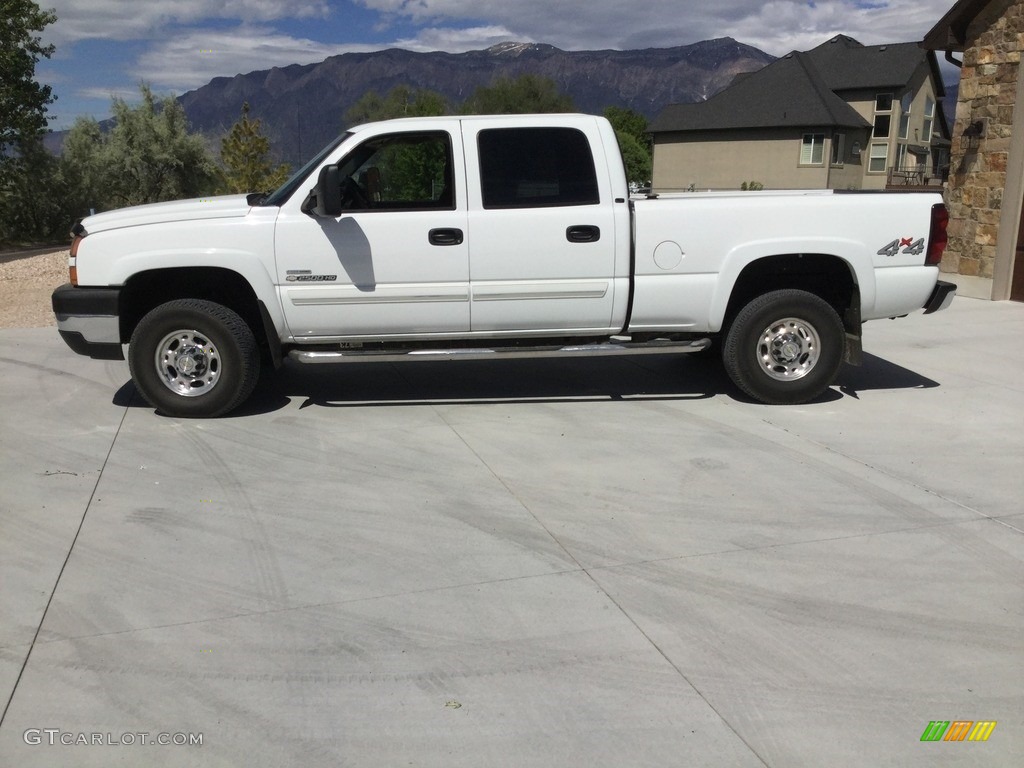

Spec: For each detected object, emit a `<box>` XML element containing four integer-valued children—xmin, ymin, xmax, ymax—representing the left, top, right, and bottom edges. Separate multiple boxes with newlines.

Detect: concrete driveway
<box><xmin>1</xmin><ymin>297</ymin><xmax>1021</xmax><ymax>767</ymax></box>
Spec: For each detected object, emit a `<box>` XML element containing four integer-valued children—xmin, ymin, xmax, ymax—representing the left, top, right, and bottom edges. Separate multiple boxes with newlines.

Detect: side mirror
<box><xmin>301</xmin><ymin>165</ymin><xmax>343</xmax><ymax>217</ymax></box>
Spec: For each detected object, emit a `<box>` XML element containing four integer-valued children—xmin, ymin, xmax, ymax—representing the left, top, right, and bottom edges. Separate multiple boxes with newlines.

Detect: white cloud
<box><xmin>45</xmin><ymin>0</ymin><xmax>329</xmax><ymax>43</ymax></box>
<box><xmin>135</xmin><ymin>27</ymin><xmax>374</xmax><ymax>91</ymax></box>
<box><xmin>77</xmin><ymin>86</ymin><xmax>145</xmax><ymax>101</ymax></box>
<box><xmin>356</xmin><ymin>0</ymin><xmax>957</xmax><ymax>55</ymax></box>
<box><xmin>390</xmin><ymin>25</ymin><xmax>522</xmax><ymax>52</ymax></box>
<box><xmin>719</xmin><ymin>0</ymin><xmax>957</xmax><ymax>55</ymax></box>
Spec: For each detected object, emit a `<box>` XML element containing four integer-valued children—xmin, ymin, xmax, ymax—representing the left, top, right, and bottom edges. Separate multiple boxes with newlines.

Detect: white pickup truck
<box><xmin>52</xmin><ymin>113</ymin><xmax>955</xmax><ymax>417</ymax></box>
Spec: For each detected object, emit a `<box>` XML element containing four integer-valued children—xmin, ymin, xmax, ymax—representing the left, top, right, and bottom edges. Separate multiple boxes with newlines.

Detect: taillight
<box><xmin>925</xmin><ymin>204</ymin><xmax>948</xmax><ymax>266</ymax></box>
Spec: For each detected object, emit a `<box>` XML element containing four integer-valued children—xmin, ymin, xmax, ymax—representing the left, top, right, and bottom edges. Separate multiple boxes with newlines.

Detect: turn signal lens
<box><xmin>69</xmin><ymin>226</ymin><xmax>86</xmax><ymax>286</ymax></box>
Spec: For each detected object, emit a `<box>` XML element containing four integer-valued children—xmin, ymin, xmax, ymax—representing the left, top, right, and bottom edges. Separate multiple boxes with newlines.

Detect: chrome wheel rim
<box><xmin>756</xmin><ymin>317</ymin><xmax>820</xmax><ymax>381</ymax></box>
<box><xmin>154</xmin><ymin>330</ymin><xmax>222</xmax><ymax>397</ymax></box>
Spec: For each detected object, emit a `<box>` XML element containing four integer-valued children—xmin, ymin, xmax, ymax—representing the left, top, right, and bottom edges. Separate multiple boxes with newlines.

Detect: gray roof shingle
<box><xmin>805</xmin><ymin>36</ymin><xmax>928</xmax><ymax>91</ymax></box>
<box><xmin>650</xmin><ymin>48</ymin><xmax>870</xmax><ymax>133</ymax></box>
<box><xmin>651</xmin><ymin>35</ymin><xmax>940</xmax><ymax>135</ymax></box>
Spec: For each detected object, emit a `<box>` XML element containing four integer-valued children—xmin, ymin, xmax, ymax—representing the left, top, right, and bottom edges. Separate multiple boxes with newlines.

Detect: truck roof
<box><xmin>346</xmin><ymin>113</ymin><xmax>604</xmax><ymax>134</ymax></box>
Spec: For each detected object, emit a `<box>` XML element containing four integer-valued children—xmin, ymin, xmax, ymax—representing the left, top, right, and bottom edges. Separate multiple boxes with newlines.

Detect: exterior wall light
<box><xmin>961</xmin><ymin>120</ymin><xmax>985</xmax><ymax>151</ymax></box>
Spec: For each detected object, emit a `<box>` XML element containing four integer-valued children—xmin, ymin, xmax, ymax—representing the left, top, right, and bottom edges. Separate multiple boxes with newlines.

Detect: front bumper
<box><xmin>51</xmin><ymin>283</ymin><xmax>124</xmax><ymax>360</ymax></box>
<box><xmin>923</xmin><ymin>280</ymin><xmax>956</xmax><ymax>314</ymax></box>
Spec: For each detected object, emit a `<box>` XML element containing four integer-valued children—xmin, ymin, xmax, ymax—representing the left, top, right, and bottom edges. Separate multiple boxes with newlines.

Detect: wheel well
<box><xmin>724</xmin><ymin>254</ymin><xmax>859</xmax><ymax>335</ymax></box>
<box><xmin>118</xmin><ymin>268</ymin><xmax>268</xmax><ymax>354</ymax></box>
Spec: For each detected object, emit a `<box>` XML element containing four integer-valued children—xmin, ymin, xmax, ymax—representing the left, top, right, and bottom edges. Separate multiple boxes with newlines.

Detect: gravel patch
<box><xmin>0</xmin><ymin>250</ymin><xmax>69</xmax><ymax>329</ymax></box>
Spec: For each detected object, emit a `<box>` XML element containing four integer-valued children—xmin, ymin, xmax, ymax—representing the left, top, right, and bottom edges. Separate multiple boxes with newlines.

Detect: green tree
<box><xmin>345</xmin><ymin>86</ymin><xmax>449</xmax><ymax>125</ymax></box>
<box><xmin>60</xmin><ymin>84</ymin><xmax>219</xmax><ymax>213</ymax></box>
<box><xmin>604</xmin><ymin>106</ymin><xmax>650</xmax><ymax>151</ymax></box>
<box><xmin>0</xmin><ymin>0</ymin><xmax>58</xmax><ymax>243</ymax></box>
<box><xmin>57</xmin><ymin>115</ymin><xmax>104</xmax><ymax>219</ymax></box>
<box><xmin>460</xmin><ymin>75</ymin><xmax>575</xmax><ymax>115</ymax></box>
<box><xmin>616</xmin><ymin>131</ymin><xmax>652</xmax><ymax>189</ymax></box>
<box><xmin>0</xmin><ymin>139</ymin><xmax>66</xmax><ymax>242</ymax></box>
<box><xmin>219</xmin><ymin>102</ymin><xmax>290</xmax><ymax>194</ymax></box>
<box><xmin>603</xmin><ymin>106</ymin><xmax>652</xmax><ymax>188</ymax></box>
<box><xmin>103</xmin><ymin>85</ymin><xmax>218</xmax><ymax>207</ymax></box>
<box><xmin>0</xmin><ymin>0</ymin><xmax>56</xmax><ymax>167</ymax></box>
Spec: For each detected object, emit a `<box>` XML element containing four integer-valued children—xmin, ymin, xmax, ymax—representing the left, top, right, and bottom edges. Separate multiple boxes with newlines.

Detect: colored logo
<box><xmin>920</xmin><ymin>721</ymin><xmax>997</xmax><ymax>742</ymax></box>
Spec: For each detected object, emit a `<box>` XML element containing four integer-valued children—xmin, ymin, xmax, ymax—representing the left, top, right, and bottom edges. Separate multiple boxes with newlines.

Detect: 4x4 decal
<box><xmin>878</xmin><ymin>237</ymin><xmax>925</xmax><ymax>257</ymax></box>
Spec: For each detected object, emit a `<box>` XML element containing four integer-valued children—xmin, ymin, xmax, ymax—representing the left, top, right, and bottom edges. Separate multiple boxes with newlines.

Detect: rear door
<box><xmin>461</xmin><ymin>119</ymin><xmax>620</xmax><ymax>333</ymax></box>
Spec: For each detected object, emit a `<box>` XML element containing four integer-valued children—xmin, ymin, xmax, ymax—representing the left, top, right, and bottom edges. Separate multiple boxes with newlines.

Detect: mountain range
<box><xmin>176</xmin><ymin>38</ymin><xmax>775</xmax><ymax>167</ymax></box>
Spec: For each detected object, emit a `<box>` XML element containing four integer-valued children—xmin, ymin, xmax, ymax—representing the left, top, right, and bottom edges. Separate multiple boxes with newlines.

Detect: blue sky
<box><xmin>37</xmin><ymin>0</ymin><xmax>961</xmax><ymax>129</ymax></box>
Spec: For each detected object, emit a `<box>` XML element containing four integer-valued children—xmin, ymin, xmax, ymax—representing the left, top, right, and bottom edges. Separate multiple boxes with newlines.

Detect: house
<box><xmin>649</xmin><ymin>36</ymin><xmax>951</xmax><ymax>193</ymax></box>
<box><xmin>922</xmin><ymin>0</ymin><xmax>1024</xmax><ymax>301</ymax></box>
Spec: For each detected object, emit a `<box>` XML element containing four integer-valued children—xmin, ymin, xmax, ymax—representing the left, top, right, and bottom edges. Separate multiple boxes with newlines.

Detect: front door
<box><xmin>274</xmin><ymin>124</ymin><xmax>470</xmax><ymax>339</ymax></box>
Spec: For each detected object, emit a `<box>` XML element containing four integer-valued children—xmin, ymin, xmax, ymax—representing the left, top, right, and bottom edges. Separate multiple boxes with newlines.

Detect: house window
<box><xmin>922</xmin><ymin>97</ymin><xmax>935</xmax><ymax>143</ymax></box>
<box><xmin>831</xmin><ymin>133</ymin><xmax>846</xmax><ymax>166</ymax></box>
<box><xmin>873</xmin><ymin>93</ymin><xmax>893</xmax><ymax>139</ymax></box>
<box><xmin>874</xmin><ymin>115</ymin><xmax>891</xmax><ymax>138</ymax></box>
<box><xmin>800</xmin><ymin>133</ymin><xmax>825</xmax><ymax>165</ymax></box>
<box><xmin>895</xmin><ymin>143</ymin><xmax>909</xmax><ymax>171</ymax></box>
<box><xmin>898</xmin><ymin>93</ymin><xmax>912</xmax><ymax>140</ymax></box>
<box><xmin>869</xmin><ymin>143</ymin><xmax>889</xmax><ymax>173</ymax></box>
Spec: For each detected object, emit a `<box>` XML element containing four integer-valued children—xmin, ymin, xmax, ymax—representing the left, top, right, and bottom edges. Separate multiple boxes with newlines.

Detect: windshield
<box><xmin>261</xmin><ymin>132</ymin><xmax>352</xmax><ymax>207</ymax></box>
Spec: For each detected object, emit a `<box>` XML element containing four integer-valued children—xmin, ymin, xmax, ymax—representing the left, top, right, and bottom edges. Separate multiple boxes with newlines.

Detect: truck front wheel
<box><xmin>128</xmin><ymin>299</ymin><xmax>260</xmax><ymax>418</ymax></box>
<box><xmin>723</xmin><ymin>289</ymin><xmax>844</xmax><ymax>405</ymax></box>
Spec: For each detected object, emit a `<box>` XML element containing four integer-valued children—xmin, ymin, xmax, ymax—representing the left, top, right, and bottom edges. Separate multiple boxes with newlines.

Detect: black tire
<box><xmin>722</xmin><ymin>289</ymin><xmax>845</xmax><ymax>405</ymax></box>
<box><xmin>128</xmin><ymin>299</ymin><xmax>260</xmax><ymax>418</ymax></box>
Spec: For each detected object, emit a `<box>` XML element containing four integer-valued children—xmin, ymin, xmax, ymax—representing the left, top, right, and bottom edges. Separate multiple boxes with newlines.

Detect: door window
<box><xmin>338</xmin><ymin>132</ymin><xmax>454</xmax><ymax>211</ymax></box>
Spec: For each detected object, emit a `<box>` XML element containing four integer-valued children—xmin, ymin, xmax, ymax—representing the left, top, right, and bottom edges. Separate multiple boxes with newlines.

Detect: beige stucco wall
<box><xmin>652</xmin><ymin>129</ymin><xmax>834</xmax><ymax>191</ymax></box>
<box><xmin>943</xmin><ymin>0</ymin><xmax>1023</xmax><ymax>299</ymax></box>
<box><xmin>829</xmin><ymin>129</ymin><xmax>871</xmax><ymax>189</ymax></box>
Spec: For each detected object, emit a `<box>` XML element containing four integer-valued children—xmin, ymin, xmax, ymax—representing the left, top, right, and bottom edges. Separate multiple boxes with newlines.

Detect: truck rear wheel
<box><xmin>723</xmin><ymin>289</ymin><xmax>844</xmax><ymax>405</ymax></box>
<box><xmin>128</xmin><ymin>299</ymin><xmax>259</xmax><ymax>418</ymax></box>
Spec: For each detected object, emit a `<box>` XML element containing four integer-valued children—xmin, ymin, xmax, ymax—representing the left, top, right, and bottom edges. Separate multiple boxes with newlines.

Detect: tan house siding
<box><xmin>652</xmin><ymin>129</ymin><xmax>834</xmax><ymax>191</ymax></box>
<box><xmin>942</xmin><ymin>0</ymin><xmax>1024</xmax><ymax>298</ymax></box>
<box><xmin>828</xmin><ymin>137</ymin><xmax>868</xmax><ymax>189</ymax></box>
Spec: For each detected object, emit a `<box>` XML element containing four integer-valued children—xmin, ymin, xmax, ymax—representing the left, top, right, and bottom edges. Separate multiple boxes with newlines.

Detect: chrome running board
<box><xmin>288</xmin><ymin>338</ymin><xmax>711</xmax><ymax>365</ymax></box>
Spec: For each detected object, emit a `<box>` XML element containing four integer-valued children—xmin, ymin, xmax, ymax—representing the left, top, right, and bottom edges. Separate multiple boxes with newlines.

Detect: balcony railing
<box><xmin>886</xmin><ymin>166</ymin><xmax>948</xmax><ymax>189</ymax></box>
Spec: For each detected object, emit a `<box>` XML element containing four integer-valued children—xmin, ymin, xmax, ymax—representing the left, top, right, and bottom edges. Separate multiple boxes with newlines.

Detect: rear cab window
<box><xmin>477</xmin><ymin>128</ymin><xmax>600</xmax><ymax>209</ymax></box>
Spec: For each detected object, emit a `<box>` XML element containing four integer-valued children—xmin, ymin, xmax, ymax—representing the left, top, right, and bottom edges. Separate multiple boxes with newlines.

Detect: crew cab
<box><xmin>52</xmin><ymin>113</ymin><xmax>955</xmax><ymax>417</ymax></box>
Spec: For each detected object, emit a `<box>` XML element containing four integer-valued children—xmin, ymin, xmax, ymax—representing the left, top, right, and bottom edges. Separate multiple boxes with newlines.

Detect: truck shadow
<box><xmin>834</xmin><ymin>352</ymin><xmax>941</xmax><ymax>399</ymax></box>
<box><xmin>112</xmin><ymin>350</ymin><xmax>941</xmax><ymax>416</ymax></box>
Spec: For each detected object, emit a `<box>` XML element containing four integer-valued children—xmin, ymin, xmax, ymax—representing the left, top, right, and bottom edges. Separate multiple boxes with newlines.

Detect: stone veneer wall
<box><xmin>943</xmin><ymin>0</ymin><xmax>1023</xmax><ymax>283</ymax></box>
